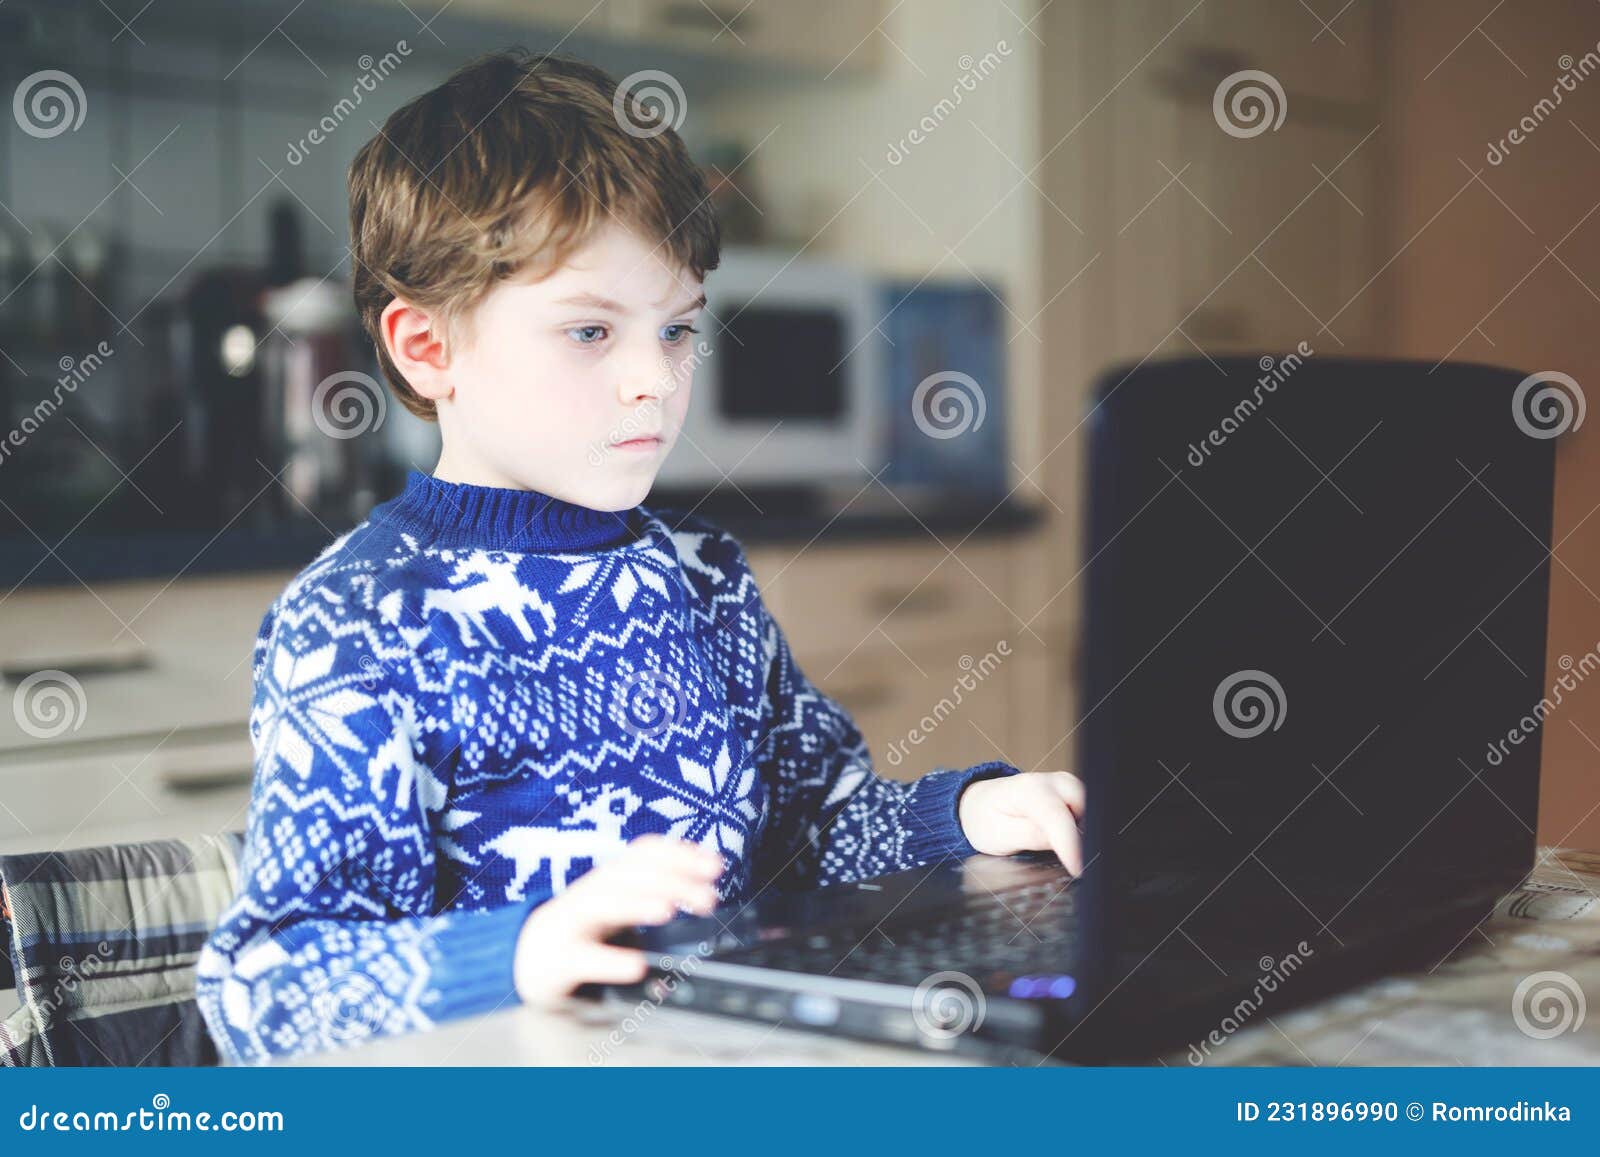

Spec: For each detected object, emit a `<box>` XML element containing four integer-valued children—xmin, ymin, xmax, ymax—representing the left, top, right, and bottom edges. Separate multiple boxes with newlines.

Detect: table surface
<box><xmin>293</xmin><ymin>846</ymin><xmax>1600</xmax><ymax>1067</ymax></box>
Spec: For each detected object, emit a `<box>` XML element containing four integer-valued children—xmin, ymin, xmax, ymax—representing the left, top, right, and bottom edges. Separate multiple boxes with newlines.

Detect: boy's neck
<box><xmin>376</xmin><ymin>468</ymin><xmax>641</xmax><ymax>553</ymax></box>
<box><xmin>431</xmin><ymin>447</ymin><xmax>527</xmax><ymax>491</ymax></box>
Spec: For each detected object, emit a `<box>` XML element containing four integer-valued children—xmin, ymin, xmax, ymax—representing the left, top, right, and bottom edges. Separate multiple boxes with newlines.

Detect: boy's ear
<box><xmin>380</xmin><ymin>297</ymin><xmax>453</xmax><ymax>402</ymax></box>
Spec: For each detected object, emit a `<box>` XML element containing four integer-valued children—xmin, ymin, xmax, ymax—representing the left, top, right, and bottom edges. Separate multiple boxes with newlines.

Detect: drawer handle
<box><xmin>156</xmin><ymin>741</ymin><xmax>255</xmax><ymax>793</ymax></box>
<box><xmin>657</xmin><ymin>2</ymin><xmax>752</xmax><ymax>32</ymax></box>
<box><xmin>0</xmin><ymin>644</ymin><xmax>151</xmax><ymax>683</ymax></box>
<box><xmin>868</xmin><ymin>586</ymin><xmax>953</xmax><ymax>616</ymax></box>
<box><xmin>159</xmin><ymin>765</ymin><xmax>253</xmax><ymax>793</ymax></box>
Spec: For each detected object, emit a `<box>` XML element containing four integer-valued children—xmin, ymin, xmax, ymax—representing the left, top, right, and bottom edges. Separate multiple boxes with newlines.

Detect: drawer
<box><xmin>609</xmin><ymin>0</ymin><xmax>886</xmax><ymax>71</ymax></box>
<box><xmin>0</xmin><ymin>732</ymin><xmax>255</xmax><ymax>855</ymax></box>
<box><xmin>1005</xmin><ymin>630</ymin><xmax>1079</xmax><ymax>774</ymax></box>
<box><xmin>0</xmin><ymin>571</ymin><xmax>289</xmax><ymax>755</ymax></box>
<box><xmin>801</xmin><ymin>635</ymin><xmax>1020</xmax><ymax>783</ymax></box>
<box><xmin>747</xmin><ymin>539</ymin><xmax>1021</xmax><ymax>658</ymax></box>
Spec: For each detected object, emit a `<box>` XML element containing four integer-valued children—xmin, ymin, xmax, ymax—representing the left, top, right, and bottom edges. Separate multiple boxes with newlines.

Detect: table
<box><xmin>295</xmin><ymin>846</ymin><xmax>1600</xmax><ymax>1067</ymax></box>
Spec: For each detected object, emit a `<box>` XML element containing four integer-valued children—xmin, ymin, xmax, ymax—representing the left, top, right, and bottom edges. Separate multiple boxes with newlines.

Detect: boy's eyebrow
<box><xmin>553</xmin><ymin>291</ymin><xmax>707</xmax><ymax>314</ymax></box>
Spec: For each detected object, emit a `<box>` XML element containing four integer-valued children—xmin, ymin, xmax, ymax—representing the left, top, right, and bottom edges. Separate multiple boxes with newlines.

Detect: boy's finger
<box><xmin>602</xmin><ymin>856</ymin><xmax>722</xmax><ymax>907</ymax></box>
<box><xmin>623</xmin><ymin>836</ymin><xmax>724</xmax><ymax>877</ymax></box>
<box><xmin>623</xmin><ymin>866</ymin><xmax>720</xmax><ymax>916</ymax></box>
<box><xmin>1035</xmin><ymin>800</ymin><xmax>1083</xmax><ymax>877</ymax></box>
<box><xmin>573</xmin><ymin>943</ymin><xmax>650</xmax><ymax>986</ymax></box>
<box><xmin>586</xmin><ymin>870</ymin><xmax>720</xmax><ymax>932</ymax></box>
<box><xmin>565</xmin><ymin>882</ymin><xmax>681</xmax><ymax>934</ymax></box>
<box><xmin>1046</xmin><ymin>771</ymin><xmax>1087</xmax><ymax>816</ymax></box>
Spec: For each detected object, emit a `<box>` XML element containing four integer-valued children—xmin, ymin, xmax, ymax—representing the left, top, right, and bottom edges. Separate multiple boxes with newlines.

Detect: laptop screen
<box><xmin>1076</xmin><ymin>356</ymin><xmax>1554</xmax><ymax>1009</ymax></box>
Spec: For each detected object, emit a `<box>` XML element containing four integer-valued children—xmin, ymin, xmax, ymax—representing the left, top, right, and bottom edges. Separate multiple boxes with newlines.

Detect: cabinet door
<box><xmin>0</xmin><ymin>573</ymin><xmax>285</xmax><ymax>755</ymax></box>
<box><xmin>1004</xmin><ymin>628</ymin><xmax>1078</xmax><ymax>774</ymax></box>
<box><xmin>1183</xmin><ymin>0</ymin><xmax>1380</xmax><ymax>106</ymax></box>
<box><xmin>1102</xmin><ymin>0</ymin><xmax>1388</xmax><ymax>360</ymax></box>
<box><xmin>1175</xmin><ymin>104</ymin><xmax>1385</xmax><ymax>356</ymax></box>
<box><xmin>0</xmin><ymin>733</ymin><xmax>254</xmax><ymax>855</ymax></box>
<box><xmin>808</xmin><ymin>637</ymin><xmax>1020</xmax><ymax>783</ymax></box>
<box><xmin>352</xmin><ymin>0</ymin><xmax>616</xmax><ymax>30</ymax></box>
<box><xmin>748</xmin><ymin>538</ymin><xmax>1021</xmax><ymax>658</ymax></box>
<box><xmin>610</xmin><ymin>0</ymin><xmax>885</xmax><ymax>71</ymax></box>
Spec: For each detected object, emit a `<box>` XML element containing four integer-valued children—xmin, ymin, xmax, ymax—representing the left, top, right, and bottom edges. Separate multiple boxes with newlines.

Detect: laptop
<box><xmin>613</xmin><ymin>357</ymin><xmax>1557</xmax><ymax>1064</ymax></box>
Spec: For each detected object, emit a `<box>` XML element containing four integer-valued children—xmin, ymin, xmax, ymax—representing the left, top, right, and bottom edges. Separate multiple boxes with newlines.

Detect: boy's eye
<box><xmin>662</xmin><ymin>323</ymin><xmax>699</xmax><ymax>345</ymax></box>
<box><xmin>568</xmin><ymin>324</ymin><xmax>608</xmax><ymax>345</ymax></box>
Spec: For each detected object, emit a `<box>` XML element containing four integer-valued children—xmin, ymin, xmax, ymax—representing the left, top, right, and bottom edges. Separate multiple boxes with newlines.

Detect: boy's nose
<box><xmin>620</xmin><ymin>354</ymin><xmax>678</xmax><ymax>404</ymax></box>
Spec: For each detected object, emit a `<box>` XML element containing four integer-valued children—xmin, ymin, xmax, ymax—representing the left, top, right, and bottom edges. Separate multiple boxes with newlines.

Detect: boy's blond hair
<box><xmin>348</xmin><ymin>49</ymin><xmax>721</xmax><ymax>421</ymax></box>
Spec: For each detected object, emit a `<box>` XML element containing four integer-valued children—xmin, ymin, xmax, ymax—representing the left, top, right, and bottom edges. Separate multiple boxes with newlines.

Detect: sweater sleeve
<box><xmin>744</xmin><ymin>583</ymin><xmax>1021</xmax><ymax>891</ymax></box>
<box><xmin>195</xmin><ymin>577</ymin><xmax>545</xmax><ymax>1065</ymax></box>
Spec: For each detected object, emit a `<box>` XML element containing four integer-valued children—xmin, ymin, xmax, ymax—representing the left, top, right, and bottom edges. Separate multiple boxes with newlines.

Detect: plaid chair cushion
<box><xmin>0</xmin><ymin>832</ymin><xmax>244</xmax><ymax>1067</ymax></box>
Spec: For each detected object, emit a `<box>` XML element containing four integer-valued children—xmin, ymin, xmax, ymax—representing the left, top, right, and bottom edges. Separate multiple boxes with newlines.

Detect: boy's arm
<box><xmin>195</xmin><ymin>588</ymin><xmax>546</xmax><ymax>1065</ymax></box>
<box><xmin>745</xmin><ymin>592</ymin><xmax>1020</xmax><ymax>891</ymax></box>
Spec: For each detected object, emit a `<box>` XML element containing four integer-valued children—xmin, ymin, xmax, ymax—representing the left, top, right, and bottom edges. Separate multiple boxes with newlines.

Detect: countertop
<box><xmin>291</xmin><ymin>846</ymin><xmax>1600</xmax><ymax>1067</ymax></box>
<box><xmin>3</xmin><ymin>487</ymin><xmax>1046</xmax><ymax>588</ymax></box>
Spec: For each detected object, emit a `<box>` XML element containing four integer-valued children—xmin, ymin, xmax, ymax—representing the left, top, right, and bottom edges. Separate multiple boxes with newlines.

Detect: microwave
<box><xmin>653</xmin><ymin>246</ymin><xmax>885</xmax><ymax>489</ymax></box>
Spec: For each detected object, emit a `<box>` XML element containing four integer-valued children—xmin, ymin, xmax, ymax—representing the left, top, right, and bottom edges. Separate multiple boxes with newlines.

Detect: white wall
<box><xmin>700</xmin><ymin>0</ymin><xmax>1047</xmax><ymax>482</ymax></box>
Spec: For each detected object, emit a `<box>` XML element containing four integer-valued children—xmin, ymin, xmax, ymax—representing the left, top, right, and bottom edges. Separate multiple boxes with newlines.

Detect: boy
<box><xmin>196</xmin><ymin>50</ymin><xmax>1085</xmax><ymax>1065</ymax></box>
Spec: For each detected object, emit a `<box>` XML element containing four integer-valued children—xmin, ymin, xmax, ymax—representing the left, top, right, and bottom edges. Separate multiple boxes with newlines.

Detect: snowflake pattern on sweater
<box><xmin>195</xmin><ymin>470</ymin><xmax>1018</xmax><ymax>1064</ymax></box>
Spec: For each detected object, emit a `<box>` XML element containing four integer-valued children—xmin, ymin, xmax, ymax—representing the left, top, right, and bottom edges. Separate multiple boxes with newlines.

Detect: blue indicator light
<box><xmin>1009</xmin><ymin>974</ymin><xmax>1076</xmax><ymax>1000</ymax></box>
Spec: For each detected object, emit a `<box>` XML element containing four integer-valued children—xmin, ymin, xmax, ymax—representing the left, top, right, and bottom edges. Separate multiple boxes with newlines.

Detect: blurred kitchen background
<box><xmin>2</xmin><ymin>0</ymin><xmax>1599</xmax><ymax>860</ymax></box>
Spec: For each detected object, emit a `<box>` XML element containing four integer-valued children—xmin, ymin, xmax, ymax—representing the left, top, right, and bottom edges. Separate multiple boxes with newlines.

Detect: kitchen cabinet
<box><xmin>608</xmin><ymin>0</ymin><xmax>885</xmax><ymax>72</ymax></box>
<box><xmin>747</xmin><ymin>533</ymin><xmax>1068</xmax><ymax>782</ymax></box>
<box><xmin>0</xmin><ymin>729</ymin><xmax>254</xmax><ymax>855</ymax></box>
<box><xmin>0</xmin><ymin>571</ymin><xmax>282</xmax><ymax>755</ymax></box>
<box><xmin>0</xmin><ymin>526</ymin><xmax>1056</xmax><ymax>852</ymax></box>
<box><xmin>347</xmin><ymin>0</ymin><xmax>885</xmax><ymax>73</ymax></box>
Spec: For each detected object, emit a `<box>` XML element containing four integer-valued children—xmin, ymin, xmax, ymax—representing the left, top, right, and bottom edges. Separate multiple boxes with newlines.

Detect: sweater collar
<box><xmin>373</xmin><ymin>469</ymin><xmax>643</xmax><ymax>552</ymax></box>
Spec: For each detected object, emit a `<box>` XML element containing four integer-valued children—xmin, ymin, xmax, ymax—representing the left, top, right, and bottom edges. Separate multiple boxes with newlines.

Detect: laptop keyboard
<box><xmin>716</xmin><ymin>875</ymin><xmax>1080</xmax><ymax>988</ymax></box>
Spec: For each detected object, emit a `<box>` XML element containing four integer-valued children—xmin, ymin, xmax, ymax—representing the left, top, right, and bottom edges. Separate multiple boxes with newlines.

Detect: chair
<box><xmin>0</xmin><ymin>831</ymin><xmax>244</xmax><ymax>1067</ymax></box>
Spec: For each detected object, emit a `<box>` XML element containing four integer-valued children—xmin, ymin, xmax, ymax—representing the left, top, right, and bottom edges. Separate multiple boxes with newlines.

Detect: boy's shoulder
<box><xmin>247</xmin><ymin>518</ymin><xmax>411</xmax><ymax>689</ymax></box>
<box><xmin>259</xmin><ymin>507</ymin><xmax>767</xmax><ymax>651</ymax></box>
<box><xmin>257</xmin><ymin>517</ymin><xmax>416</xmax><ymax>645</ymax></box>
<box><xmin>643</xmin><ymin>507</ymin><xmax>764</xmax><ymax>604</ymax></box>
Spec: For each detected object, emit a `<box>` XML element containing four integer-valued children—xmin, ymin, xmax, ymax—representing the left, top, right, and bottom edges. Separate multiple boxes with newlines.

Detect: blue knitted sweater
<box><xmin>195</xmin><ymin>469</ymin><xmax>1018</xmax><ymax>1064</ymax></box>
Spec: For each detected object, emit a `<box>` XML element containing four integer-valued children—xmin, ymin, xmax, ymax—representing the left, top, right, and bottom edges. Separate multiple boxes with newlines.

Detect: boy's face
<box><xmin>432</xmin><ymin>221</ymin><xmax>706</xmax><ymax>511</ymax></box>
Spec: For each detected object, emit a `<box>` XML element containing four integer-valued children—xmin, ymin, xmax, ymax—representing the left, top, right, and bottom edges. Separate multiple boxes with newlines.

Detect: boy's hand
<box><xmin>958</xmin><ymin>771</ymin><xmax>1086</xmax><ymax>876</ymax></box>
<box><xmin>513</xmin><ymin>834</ymin><xmax>724</xmax><ymax>1008</ymax></box>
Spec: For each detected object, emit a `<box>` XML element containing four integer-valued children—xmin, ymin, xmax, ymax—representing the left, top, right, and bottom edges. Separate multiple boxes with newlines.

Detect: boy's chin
<box><xmin>576</xmin><ymin>470</ymin><xmax>658</xmax><ymax>512</ymax></box>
